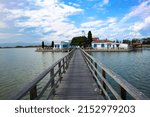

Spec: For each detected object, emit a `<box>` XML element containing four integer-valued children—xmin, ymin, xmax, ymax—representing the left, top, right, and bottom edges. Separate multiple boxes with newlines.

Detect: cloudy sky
<box><xmin>0</xmin><ymin>0</ymin><xmax>150</xmax><ymax>44</ymax></box>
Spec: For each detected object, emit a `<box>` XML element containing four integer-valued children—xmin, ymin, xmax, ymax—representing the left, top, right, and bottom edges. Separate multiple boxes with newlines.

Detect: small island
<box><xmin>36</xmin><ymin>31</ymin><xmax>150</xmax><ymax>52</ymax></box>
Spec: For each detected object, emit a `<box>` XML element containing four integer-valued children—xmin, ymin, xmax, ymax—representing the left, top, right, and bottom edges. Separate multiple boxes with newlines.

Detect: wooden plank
<box><xmin>53</xmin><ymin>49</ymin><xmax>104</xmax><ymax>100</ymax></box>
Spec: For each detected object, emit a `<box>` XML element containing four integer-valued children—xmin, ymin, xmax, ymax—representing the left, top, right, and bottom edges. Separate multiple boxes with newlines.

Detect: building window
<box><xmin>94</xmin><ymin>44</ymin><xmax>97</xmax><ymax>48</ymax></box>
<box><xmin>101</xmin><ymin>44</ymin><xmax>104</xmax><ymax>48</ymax></box>
<box><xmin>63</xmin><ymin>44</ymin><xmax>67</xmax><ymax>48</ymax></box>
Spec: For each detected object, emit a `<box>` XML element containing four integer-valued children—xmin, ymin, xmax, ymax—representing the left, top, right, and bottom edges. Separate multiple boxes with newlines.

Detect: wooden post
<box><xmin>50</xmin><ymin>68</ymin><xmax>55</xmax><ymax>95</ymax></box>
<box><xmin>94</xmin><ymin>62</ymin><xmax>97</xmax><ymax>77</ymax></box>
<box><xmin>63</xmin><ymin>58</ymin><xmax>65</xmax><ymax>73</ymax></box>
<box><xmin>120</xmin><ymin>86</ymin><xmax>126</xmax><ymax>100</ymax></box>
<box><xmin>66</xmin><ymin>56</ymin><xmax>69</xmax><ymax>69</ymax></box>
<box><xmin>65</xmin><ymin>57</ymin><xmax>67</xmax><ymax>69</ymax></box>
<box><xmin>58</xmin><ymin>61</ymin><xmax>63</xmax><ymax>83</ymax></box>
<box><xmin>59</xmin><ymin>62</ymin><xmax>61</xmax><ymax>77</ymax></box>
<box><xmin>91</xmin><ymin>59</ymin><xmax>93</xmax><ymax>70</ymax></box>
<box><xmin>94</xmin><ymin>62</ymin><xmax>101</xmax><ymax>90</ymax></box>
<box><xmin>102</xmin><ymin>69</ymin><xmax>106</xmax><ymax>95</ymax></box>
<box><xmin>30</xmin><ymin>85</ymin><xmax>37</xmax><ymax>100</ymax></box>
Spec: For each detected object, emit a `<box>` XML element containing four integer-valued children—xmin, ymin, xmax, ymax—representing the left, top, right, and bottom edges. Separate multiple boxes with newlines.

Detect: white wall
<box><xmin>119</xmin><ymin>44</ymin><xmax>128</xmax><ymax>49</ymax></box>
<box><xmin>92</xmin><ymin>42</ymin><xmax>128</xmax><ymax>49</ymax></box>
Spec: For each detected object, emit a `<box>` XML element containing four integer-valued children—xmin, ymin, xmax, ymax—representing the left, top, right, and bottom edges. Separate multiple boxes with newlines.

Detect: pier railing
<box><xmin>81</xmin><ymin>49</ymin><xmax>149</xmax><ymax>100</ymax></box>
<box><xmin>12</xmin><ymin>49</ymin><xmax>75</xmax><ymax>100</ymax></box>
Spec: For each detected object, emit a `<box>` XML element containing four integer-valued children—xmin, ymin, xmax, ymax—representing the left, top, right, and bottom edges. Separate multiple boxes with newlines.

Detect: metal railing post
<box><xmin>30</xmin><ymin>85</ymin><xmax>37</xmax><ymax>100</ymax></box>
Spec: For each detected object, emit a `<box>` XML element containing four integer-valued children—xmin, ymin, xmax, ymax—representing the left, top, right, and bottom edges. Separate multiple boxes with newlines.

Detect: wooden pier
<box><xmin>12</xmin><ymin>48</ymin><xmax>149</xmax><ymax>100</ymax></box>
<box><xmin>54</xmin><ymin>49</ymin><xmax>104</xmax><ymax>100</ymax></box>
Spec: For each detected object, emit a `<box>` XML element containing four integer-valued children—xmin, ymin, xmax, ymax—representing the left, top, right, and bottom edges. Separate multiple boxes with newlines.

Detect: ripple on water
<box><xmin>90</xmin><ymin>49</ymin><xmax>150</xmax><ymax>98</ymax></box>
<box><xmin>0</xmin><ymin>48</ymin><xmax>67</xmax><ymax>99</ymax></box>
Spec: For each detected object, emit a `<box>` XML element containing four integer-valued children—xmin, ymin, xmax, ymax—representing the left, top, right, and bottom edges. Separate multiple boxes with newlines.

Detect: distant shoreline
<box><xmin>142</xmin><ymin>45</ymin><xmax>150</xmax><ymax>48</ymax></box>
<box><xmin>0</xmin><ymin>46</ymin><xmax>40</xmax><ymax>49</ymax></box>
<box><xmin>0</xmin><ymin>44</ymin><xmax>150</xmax><ymax>49</ymax></box>
<box><xmin>84</xmin><ymin>48</ymin><xmax>132</xmax><ymax>52</ymax></box>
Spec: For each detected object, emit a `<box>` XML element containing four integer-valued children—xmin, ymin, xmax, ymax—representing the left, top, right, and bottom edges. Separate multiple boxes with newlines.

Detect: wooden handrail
<box><xmin>81</xmin><ymin>49</ymin><xmax>149</xmax><ymax>100</ymax></box>
<box><xmin>12</xmin><ymin>49</ymin><xmax>75</xmax><ymax>100</ymax></box>
<box><xmin>12</xmin><ymin>48</ymin><xmax>149</xmax><ymax>100</ymax></box>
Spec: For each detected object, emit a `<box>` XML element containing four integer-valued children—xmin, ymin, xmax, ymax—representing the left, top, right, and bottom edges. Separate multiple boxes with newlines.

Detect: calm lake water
<box><xmin>0</xmin><ymin>48</ymin><xmax>150</xmax><ymax>99</ymax></box>
<box><xmin>89</xmin><ymin>48</ymin><xmax>150</xmax><ymax>98</ymax></box>
<box><xmin>0</xmin><ymin>48</ymin><xmax>67</xmax><ymax>99</ymax></box>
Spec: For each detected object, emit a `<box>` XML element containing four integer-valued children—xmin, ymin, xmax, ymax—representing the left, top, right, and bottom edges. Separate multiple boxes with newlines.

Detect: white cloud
<box><xmin>100</xmin><ymin>0</ymin><xmax>109</xmax><ymax>7</ymax></box>
<box><xmin>0</xmin><ymin>33</ymin><xmax>22</xmax><ymax>38</ymax></box>
<box><xmin>0</xmin><ymin>21</ymin><xmax>7</xmax><ymax>28</ymax></box>
<box><xmin>87</xmin><ymin>16</ymin><xmax>96</xmax><ymax>20</ymax></box>
<box><xmin>107</xmin><ymin>17</ymin><xmax>116</xmax><ymax>23</ymax></box>
<box><xmin>68</xmin><ymin>2</ymin><xmax>80</xmax><ymax>7</ymax></box>
<box><xmin>81</xmin><ymin>17</ymin><xmax>116</xmax><ymax>28</ymax></box>
<box><xmin>103</xmin><ymin>0</ymin><xmax>109</xmax><ymax>4</ymax></box>
<box><xmin>1</xmin><ymin>0</ymin><xmax>83</xmax><ymax>41</ymax></box>
<box><xmin>0</xmin><ymin>0</ymin><xmax>149</xmax><ymax>42</ymax></box>
<box><xmin>81</xmin><ymin>20</ymin><xmax>103</xmax><ymax>28</ymax></box>
<box><xmin>121</xmin><ymin>0</ymin><xmax>150</xmax><ymax>22</ymax></box>
<box><xmin>132</xmin><ymin>16</ymin><xmax>150</xmax><ymax>31</ymax></box>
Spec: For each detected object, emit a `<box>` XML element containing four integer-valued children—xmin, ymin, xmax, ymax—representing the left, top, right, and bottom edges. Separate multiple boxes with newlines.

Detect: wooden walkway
<box><xmin>13</xmin><ymin>48</ymin><xmax>149</xmax><ymax>100</ymax></box>
<box><xmin>54</xmin><ymin>49</ymin><xmax>104</xmax><ymax>100</ymax></box>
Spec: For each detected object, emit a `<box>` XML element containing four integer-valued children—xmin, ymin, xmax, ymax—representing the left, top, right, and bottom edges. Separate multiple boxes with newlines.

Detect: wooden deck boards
<box><xmin>53</xmin><ymin>49</ymin><xmax>104</xmax><ymax>100</ymax></box>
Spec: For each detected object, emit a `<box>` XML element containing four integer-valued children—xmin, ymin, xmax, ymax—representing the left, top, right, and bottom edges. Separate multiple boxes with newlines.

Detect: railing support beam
<box><xmin>50</xmin><ymin>68</ymin><xmax>55</xmax><ymax>95</ymax></box>
<box><xmin>120</xmin><ymin>87</ymin><xmax>126</xmax><ymax>100</ymax></box>
<box><xmin>59</xmin><ymin>62</ymin><xmax>62</xmax><ymax>77</ymax></box>
<box><xmin>63</xmin><ymin>58</ymin><xmax>65</xmax><ymax>73</ymax></box>
<box><xmin>102</xmin><ymin>69</ymin><xmax>106</xmax><ymax>95</ymax></box>
<box><xmin>30</xmin><ymin>85</ymin><xmax>37</xmax><ymax>100</ymax></box>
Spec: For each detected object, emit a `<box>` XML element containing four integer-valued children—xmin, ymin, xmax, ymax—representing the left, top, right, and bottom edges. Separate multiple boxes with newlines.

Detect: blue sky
<box><xmin>0</xmin><ymin>0</ymin><xmax>150</xmax><ymax>44</ymax></box>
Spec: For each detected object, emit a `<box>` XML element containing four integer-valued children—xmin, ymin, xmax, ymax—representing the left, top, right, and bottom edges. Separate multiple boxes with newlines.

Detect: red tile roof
<box><xmin>92</xmin><ymin>38</ymin><xmax>112</xmax><ymax>43</ymax></box>
<box><xmin>92</xmin><ymin>38</ymin><xmax>101</xmax><ymax>42</ymax></box>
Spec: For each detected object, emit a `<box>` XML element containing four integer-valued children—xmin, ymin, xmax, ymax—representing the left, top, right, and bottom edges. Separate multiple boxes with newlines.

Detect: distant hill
<box><xmin>0</xmin><ymin>41</ymin><xmax>51</xmax><ymax>47</ymax></box>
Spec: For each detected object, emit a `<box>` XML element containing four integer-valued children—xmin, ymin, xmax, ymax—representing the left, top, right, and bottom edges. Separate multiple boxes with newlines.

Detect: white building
<box><xmin>91</xmin><ymin>38</ymin><xmax>128</xmax><ymax>49</ymax></box>
<box><xmin>54</xmin><ymin>41</ymin><xmax>70</xmax><ymax>49</ymax></box>
<box><xmin>92</xmin><ymin>42</ymin><xmax>128</xmax><ymax>49</ymax></box>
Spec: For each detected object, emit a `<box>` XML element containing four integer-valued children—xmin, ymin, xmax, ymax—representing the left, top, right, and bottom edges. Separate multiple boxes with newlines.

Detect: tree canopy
<box><xmin>42</xmin><ymin>41</ymin><xmax>44</xmax><ymax>48</ymax></box>
<box><xmin>51</xmin><ymin>41</ymin><xmax>54</xmax><ymax>48</ymax></box>
<box><xmin>88</xmin><ymin>31</ymin><xmax>92</xmax><ymax>47</ymax></box>
<box><xmin>123</xmin><ymin>39</ymin><xmax>131</xmax><ymax>44</ymax></box>
<box><xmin>142</xmin><ymin>37</ymin><xmax>150</xmax><ymax>44</ymax></box>
<box><xmin>70</xmin><ymin>36</ymin><xmax>88</xmax><ymax>47</ymax></box>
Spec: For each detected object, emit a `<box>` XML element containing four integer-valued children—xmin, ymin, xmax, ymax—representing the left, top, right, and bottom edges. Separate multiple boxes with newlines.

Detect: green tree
<box><xmin>142</xmin><ymin>37</ymin><xmax>150</xmax><ymax>44</ymax></box>
<box><xmin>116</xmin><ymin>40</ymin><xmax>119</xmax><ymax>43</ymax></box>
<box><xmin>71</xmin><ymin>36</ymin><xmax>88</xmax><ymax>47</ymax></box>
<box><xmin>132</xmin><ymin>39</ymin><xmax>139</xmax><ymax>43</ymax></box>
<box><xmin>51</xmin><ymin>41</ymin><xmax>54</xmax><ymax>48</ymax></box>
<box><xmin>88</xmin><ymin>31</ymin><xmax>92</xmax><ymax>47</ymax></box>
<box><xmin>42</xmin><ymin>41</ymin><xmax>44</xmax><ymax>48</ymax></box>
<box><xmin>123</xmin><ymin>39</ymin><xmax>131</xmax><ymax>44</ymax></box>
